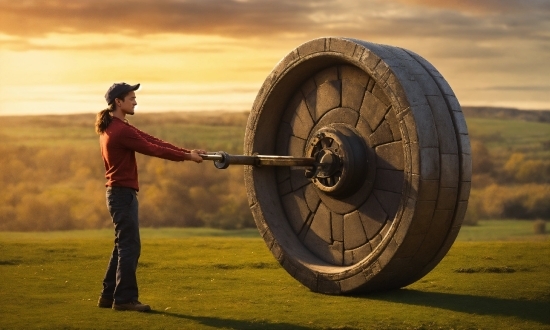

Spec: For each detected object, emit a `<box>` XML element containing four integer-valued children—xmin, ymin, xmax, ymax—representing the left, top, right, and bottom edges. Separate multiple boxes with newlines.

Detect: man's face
<box><xmin>117</xmin><ymin>91</ymin><xmax>137</xmax><ymax>115</ymax></box>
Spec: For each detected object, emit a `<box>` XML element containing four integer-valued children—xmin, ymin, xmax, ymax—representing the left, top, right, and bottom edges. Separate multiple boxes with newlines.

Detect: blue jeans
<box><xmin>101</xmin><ymin>186</ymin><xmax>141</xmax><ymax>304</ymax></box>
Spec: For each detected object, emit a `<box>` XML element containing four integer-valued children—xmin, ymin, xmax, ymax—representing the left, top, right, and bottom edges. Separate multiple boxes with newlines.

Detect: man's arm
<box><xmin>132</xmin><ymin>125</ymin><xmax>191</xmax><ymax>153</ymax></box>
<box><xmin>120</xmin><ymin>126</ymin><xmax>201</xmax><ymax>162</ymax></box>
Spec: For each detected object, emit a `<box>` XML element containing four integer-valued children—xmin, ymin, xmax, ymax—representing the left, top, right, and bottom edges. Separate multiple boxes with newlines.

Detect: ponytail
<box><xmin>95</xmin><ymin>104</ymin><xmax>115</xmax><ymax>134</ymax></box>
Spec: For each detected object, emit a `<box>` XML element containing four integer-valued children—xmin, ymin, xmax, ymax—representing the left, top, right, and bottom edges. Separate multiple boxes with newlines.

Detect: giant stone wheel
<box><xmin>243</xmin><ymin>37</ymin><xmax>471</xmax><ymax>294</ymax></box>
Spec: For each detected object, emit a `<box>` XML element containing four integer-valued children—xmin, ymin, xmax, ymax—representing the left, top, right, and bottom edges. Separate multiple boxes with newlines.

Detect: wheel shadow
<box><xmin>364</xmin><ymin>289</ymin><xmax>550</xmax><ymax>325</ymax></box>
<box><xmin>148</xmin><ymin>310</ymin><xmax>315</xmax><ymax>330</ymax></box>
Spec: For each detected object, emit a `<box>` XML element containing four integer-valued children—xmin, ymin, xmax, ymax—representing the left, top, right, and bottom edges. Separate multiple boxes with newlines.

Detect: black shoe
<box><xmin>113</xmin><ymin>300</ymin><xmax>151</xmax><ymax>312</ymax></box>
<box><xmin>97</xmin><ymin>297</ymin><xmax>114</xmax><ymax>308</ymax></box>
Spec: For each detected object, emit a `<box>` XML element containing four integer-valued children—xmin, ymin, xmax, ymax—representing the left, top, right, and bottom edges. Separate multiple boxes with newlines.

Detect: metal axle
<box><xmin>200</xmin><ymin>151</ymin><xmax>315</xmax><ymax>169</ymax></box>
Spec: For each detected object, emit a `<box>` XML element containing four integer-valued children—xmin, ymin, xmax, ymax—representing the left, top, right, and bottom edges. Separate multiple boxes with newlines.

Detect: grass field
<box><xmin>0</xmin><ymin>222</ymin><xmax>548</xmax><ymax>330</ymax></box>
<box><xmin>2</xmin><ymin>112</ymin><xmax>550</xmax><ymax>158</ymax></box>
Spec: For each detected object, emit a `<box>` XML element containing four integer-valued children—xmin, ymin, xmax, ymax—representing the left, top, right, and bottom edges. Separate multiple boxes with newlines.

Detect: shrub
<box><xmin>533</xmin><ymin>219</ymin><xmax>546</xmax><ymax>234</ymax></box>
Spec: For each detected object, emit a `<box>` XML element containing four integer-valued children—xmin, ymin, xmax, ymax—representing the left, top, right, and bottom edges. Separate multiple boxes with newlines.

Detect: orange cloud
<box><xmin>0</xmin><ymin>0</ymin><xmax>327</xmax><ymax>37</ymax></box>
<box><xmin>391</xmin><ymin>0</ymin><xmax>539</xmax><ymax>14</ymax></box>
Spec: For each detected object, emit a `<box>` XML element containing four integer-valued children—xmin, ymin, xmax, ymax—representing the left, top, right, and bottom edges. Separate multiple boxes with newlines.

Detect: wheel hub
<box><xmin>306</xmin><ymin>124</ymin><xmax>368</xmax><ymax>197</ymax></box>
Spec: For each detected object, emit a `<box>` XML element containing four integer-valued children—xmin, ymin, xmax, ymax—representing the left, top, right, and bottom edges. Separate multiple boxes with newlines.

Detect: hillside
<box><xmin>462</xmin><ymin>106</ymin><xmax>550</xmax><ymax>123</ymax></box>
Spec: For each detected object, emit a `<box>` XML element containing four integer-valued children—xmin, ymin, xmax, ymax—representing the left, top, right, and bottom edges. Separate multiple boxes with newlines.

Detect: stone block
<box><xmin>418</xmin><ymin>179</ymin><xmax>439</xmax><ymax>201</ymax></box>
<box><xmin>453</xmin><ymin>201</ymin><xmax>469</xmax><ymax>227</ymax></box>
<box><xmin>331</xmin><ymin>212</ymin><xmax>344</xmax><ymax>242</ymax></box>
<box><xmin>304</xmin><ymin>184</ymin><xmax>321</xmax><ymax>212</ymax></box>
<box><xmin>394</xmin><ymin>232</ymin><xmax>424</xmax><ymax>259</ymax></box>
<box><xmin>343</xmin><ymin>211</ymin><xmax>367</xmax><ymax>249</ymax></box>
<box><xmin>427</xmin><ymin>95</ymin><xmax>458</xmax><ymax>154</ymax></box>
<box><xmin>372</xmin><ymin>83</ymin><xmax>391</xmax><ymax>106</ymax></box>
<box><xmin>358</xmin><ymin>195</ymin><xmax>388</xmax><ymax>239</ymax></box>
<box><xmin>288</xmin><ymin>135</ymin><xmax>305</xmax><ymax>157</ymax></box>
<box><xmin>290</xmin><ymin>166</ymin><xmax>310</xmax><ymax>192</ymax></box>
<box><xmin>374</xmin><ymin>168</ymin><xmax>404</xmax><ymax>193</ymax></box>
<box><xmin>369</xmin><ymin>120</ymin><xmax>394</xmax><ymax>147</ymax></box>
<box><xmin>409</xmin><ymin>200</ymin><xmax>436</xmax><ymax>236</ymax></box>
<box><xmin>458</xmin><ymin>181</ymin><xmax>471</xmax><ymax>201</ymax></box>
<box><xmin>409</xmin><ymin>142</ymin><xmax>420</xmax><ymax>174</ymax></box>
<box><xmin>385</xmin><ymin>107</ymin><xmax>401</xmax><ymax>140</ymax></box>
<box><xmin>436</xmin><ymin>187</ymin><xmax>458</xmax><ymax>210</ymax></box>
<box><xmin>340</xmin><ymin>64</ymin><xmax>370</xmax><ymax>87</ymax></box>
<box><xmin>275</xmin><ymin>122</ymin><xmax>292</xmax><ymax>156</ymax></box>
<box><xmin>315</xmin><ymin>80</ymin><xmax>342</xmax><ymax>120</ymax></box>
<box><xmin>352</xmin><ymin>243</ymin><xmax>374</xmax><ymax>264</ymax></box>
<box><xmin>413</xmin><ymin>72</ymin><xmax>441</xmax><ymax>96</ymax></box>
<box><xmin>296</xmin><ymin>38</ymin><xmax>326</xmax><ymax>57</ymax></box>
<box><xmin>339</xmin><ymin>273</ymin><xmax>367</xmax><ymax>293</ymax></box>
<box><xmin>440</xmin><ymin>153</ymin><xmax>459</xmax><ymax>188</ymax></box>
<box><xmin>434</xmin><ymin>75</ymin><xmax>455</xmax><ymax>96</ymax></box>
<box><xmin>461</xmin><ymin>153</ymin><xmax>473</xmax><ymax>182</ymax></box>
<box><xmin>368</xmin><ymin>233</ymin><xmax>383</xmax><ymax>251</ymax></box>
<box><xmin>342</xmin><ymin>80</ymin><xmax>367</xmax><ymax>111</ymax></box>
<box><xmin>373</xmin><ymin>189</ymin><xmax>402</xmax><ymax>220</ymax></box>
<box><xmin>452</xmin><ymin>110</ymin><xmax>469</xmax><ymax>135</ymax></box>
<box><xmin>411</xmin><ymin>104</ymin><xmax>438</xmax><ymax>148</ymax></box>
<box><xmin>403</xmin><ymin>111</ymin><xmax>418</xmax><ymax>144</ymax></box>
<box><xmin>360</xmin><ymin>91</ymin><xmax>389</xmax><ymax>130</ymax></box>
<box><xmin>447</xmin><ymin>95</ymin><xmax>461</xmax><ymax>111</ymax></box>
<box><xmin>420</xmin><ymin>147</ymin><xmax>440</xmax><ymax>180</ymax></box>
<box><xmin>355</xmin><ymin>115</ymin><xmax>373</xmax><ymax>145</ymax></box>
<box><xmin>329</xmin><ymin>37</ymin><xmax>356</xmax><ymax>55</ymax></box>
<box><xmin>360</xmin><ymin>49</ymin><xmax>381</xmax><ymax>72</ymax></box>
<box><xmin>309</xmin><ymin>203</ymin><xmax>332</xmax><ymax>244</ymax></box>
<box><xmin>315</xmin><ymin>66</ymin><xmax>339</xmax><ymax>86</ymax></box>
<box><xmin>288</xmin><ymin>96</ymin><xmax>314</xmax><ymax>140</ymax></box>
<box><xmin>278</xmin><ymin>179</ymin><xmax>292</xmax><ymax>196</ymax></box>
<box><xmin>459</xmin><ymin>134</ymin><xmax>471</xmax><ymax>155</ymax></box>
<box><xmin>376</xmin><ymin>141</ymin><xmax>404</xmax><ymax>170</ymax></box>
<box><xmin>281</xmin><ymin>189</ymin><xmax>310</xmax><ymax>234</ymax></box>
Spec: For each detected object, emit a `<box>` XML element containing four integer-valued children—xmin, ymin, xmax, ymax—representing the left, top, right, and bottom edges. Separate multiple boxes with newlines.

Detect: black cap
<box><xmin>105</xmin><ymin>82</ymin><xmax>140</xmax><ymax>105</ymax></box>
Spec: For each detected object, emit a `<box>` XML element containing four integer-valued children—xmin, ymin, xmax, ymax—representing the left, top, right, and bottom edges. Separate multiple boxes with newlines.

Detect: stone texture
<box><xmin>426</xmin><ymin>95</ymin><xmax>458</xmax><ymax>154</ymax></box>
<box><xmin>376</xmin><ymin>141</ymin><xmax>404</xmax><ymax>170</ymax></box>
<box><xmin>374</xmin><ymin>169</ymin><xmax>404</xmax><ymax>193</ymax></box>
<box><xmin>281</xmin><ymin>189</ymin><xmax>310</xmax><ymax>234</ymax></box>
<box><xmin>309</xmin><ymin>203</ymin><xmax>332</xmax><ymax>244</ymax></box>
<box><xmin>343</xmin><ymin>211</ymin><xmax>367</xmax><ymax>250</ymax></box>
<box><xmin>385</xmin><ymin>108</ymin><xmax>401</xmax><ymax>141</ymax></box>
<box><xmin>246</xmin><ymin>37</ymin><xmax>470</xmax><ymax>295</ymax></box>
<box><xmin>361</xmin><ymin>92</ymin><xmax>389</xmax><ymax>130</ymax></box>
<box><xmin>369</xmin><ymin>121</ymin><xmax>394</xmax><ymax>147</ymax></box>
<box><xmin>342</xmin><ymin>80</ymin><xmax>367</xmax><ymax>111</ymax></box>
<box><xmin>420</xmin><ymin>148</ymin><xmax>440</xmax><ymax>180</ymax></box>
<box><xmin>330</xmin><ymin>211</ymin><xmax>344</xmax><ymax>242</ymax></box>
<box><xmin>373</xmin><ymin>189</ymin><xmax>402</xmax><ymax>220</ymax></box>
<box><xmin>358</xmin><ymin>195</ymin><xmax>388</xmax><ymax>240</ymax></box>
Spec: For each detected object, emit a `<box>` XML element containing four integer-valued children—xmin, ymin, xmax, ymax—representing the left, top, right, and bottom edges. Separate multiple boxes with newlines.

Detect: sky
<box><xmin>0</xmin><ymin>0</ymin><xmax>549</xmax><ymax>116</ymax></box>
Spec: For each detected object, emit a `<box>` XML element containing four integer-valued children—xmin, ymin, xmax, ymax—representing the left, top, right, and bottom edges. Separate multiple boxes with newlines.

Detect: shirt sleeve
<box><xmin>132</xmin><ymin>125</ymin><xmax>191</xmax><ymax>153</ymax></box>
<box><xmin>119</xmin><ymin>125</ymin><xmax>189</xmax><ymax>161</ymax></box>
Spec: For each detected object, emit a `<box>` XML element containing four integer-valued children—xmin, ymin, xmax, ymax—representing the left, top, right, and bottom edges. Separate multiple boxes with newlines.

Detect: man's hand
<box><xmin>188</xmin><ymin>150</ymin><xmax>204</xmax><ymax>163</ymax></box>
<box><xmin>191</xmin><ymin>149</ymin><xmax>207</xmax><ymax>155</ymax></box>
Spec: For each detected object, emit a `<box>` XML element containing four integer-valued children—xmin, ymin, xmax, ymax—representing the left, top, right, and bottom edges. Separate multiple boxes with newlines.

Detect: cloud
<box><xmin>0</xmin><ymin>0</ymin><xmax>331</xmax><ymax>37</ymax></box>
<box><xmin>392</xmin><ymin>0</ymin><xmax>550</xmax><ymax>14</ymax></box>
<box><xmin>0</xmin><ymin>0</ymin><xmax>548</xmax><ymax>46</ymax></box>
<box><xmin>1</xmin><ymin>0</ymin><xmax>548</xmax><ymax>95</ymax></box>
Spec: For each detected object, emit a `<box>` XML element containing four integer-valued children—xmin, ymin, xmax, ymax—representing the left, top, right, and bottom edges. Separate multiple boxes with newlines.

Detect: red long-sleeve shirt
<box><xmin>100</xmin><ymin>117</ymin><xmax>190</xmax><ymax>191</ymax></box>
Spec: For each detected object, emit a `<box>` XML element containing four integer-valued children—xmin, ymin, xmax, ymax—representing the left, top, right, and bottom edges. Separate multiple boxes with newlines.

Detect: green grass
<box><xmin>0</xmin><ymin>112</ymin><xmax>247</xmax><ymax>152</ymax></box>
<box><xmin>457</xmin><ymin>220</ymin><xmax>549</xmax><ymax>242</ymax></box>
<box><xmin>0</xmin><ymin>227</ymin><xmax>549</xmax><ymax>330</ymax></box>
<box><xmin>466</xmin><ymin>117</ymin><xmax>550</xmax><ymax>160</ymax></box>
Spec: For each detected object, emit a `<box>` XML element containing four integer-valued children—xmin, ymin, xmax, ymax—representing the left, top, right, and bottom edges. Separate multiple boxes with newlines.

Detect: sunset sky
<box><xmin>0</xmin><ymin>0</ymin><xmax>549</xmax><ymax>116</ymax></box>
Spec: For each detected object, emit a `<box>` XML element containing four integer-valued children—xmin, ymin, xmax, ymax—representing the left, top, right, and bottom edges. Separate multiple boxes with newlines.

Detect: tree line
<box><xmin>0</xmin><ymin>111</ymin><xmax>549</xmax><ymax>231</ymax></box>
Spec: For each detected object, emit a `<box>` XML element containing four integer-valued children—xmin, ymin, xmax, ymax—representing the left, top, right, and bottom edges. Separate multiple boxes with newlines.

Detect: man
<box><xmin>95</xmin><ymin>82</ymin><xmax>205</xmax><ymax>312</ymax></box>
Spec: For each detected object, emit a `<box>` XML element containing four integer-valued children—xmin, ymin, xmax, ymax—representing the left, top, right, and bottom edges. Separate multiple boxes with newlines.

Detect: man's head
<box><xmin>105</xmin><ymin>82</ymin><xmax>140</xmax><ymax>105</ymax></box>
<box><xmin>105</xmin><ymin>82</ymin><xmax>140</xmax><ymax>116</ymax></box>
